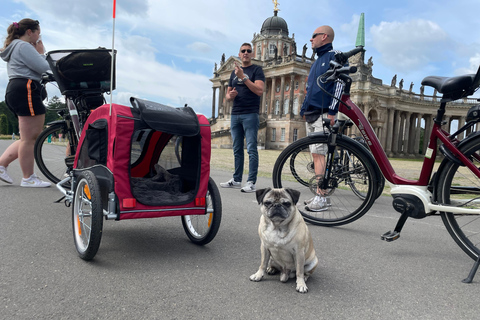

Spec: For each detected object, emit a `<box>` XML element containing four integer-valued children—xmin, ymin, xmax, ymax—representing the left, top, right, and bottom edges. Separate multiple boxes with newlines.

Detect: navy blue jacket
<box><xmin>300</xmin><ymin>43</ymin><xmax>345</xmax><ymax>117</ymax></box>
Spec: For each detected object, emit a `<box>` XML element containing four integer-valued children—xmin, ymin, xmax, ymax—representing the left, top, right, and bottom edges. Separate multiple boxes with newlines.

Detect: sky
<box><xmin>1</xmin><ymin>0</ymin><xmax>480</xmax><ymax>117</ymax></box>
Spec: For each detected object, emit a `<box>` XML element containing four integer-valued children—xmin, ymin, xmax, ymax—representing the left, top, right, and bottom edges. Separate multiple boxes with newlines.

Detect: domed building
<box><xmin>210</xmin><ymin>8</ymin><xmax>313</xmax><ymax>150</ymax></box>
<box><xmin>209</xmin><ymin>9</ymin><xmax>478</xmax><ymax>157</ymax></box>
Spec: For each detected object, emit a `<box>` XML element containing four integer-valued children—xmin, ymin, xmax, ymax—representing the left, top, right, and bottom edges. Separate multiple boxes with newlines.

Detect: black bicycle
<box><xmin>34</xmin><ymin>49</ymin><xmax>114</xmax><ymax>185</ymax></box>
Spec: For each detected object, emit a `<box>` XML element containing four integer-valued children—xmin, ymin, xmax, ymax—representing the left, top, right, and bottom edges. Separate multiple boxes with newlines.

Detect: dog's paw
<box><xmin>296</xmin><ymin>284</ymin><xmax>309</xmax><ymax>293</ymax></box>
<box><xmin>249</xmin><ymin>272</ymin><xmax>264</xmax><ymax>282</ymax></box>
<box><xmin>296</xmin><ymin>279</ymin><xmax>308</xmax><ymax>293</ymax></box>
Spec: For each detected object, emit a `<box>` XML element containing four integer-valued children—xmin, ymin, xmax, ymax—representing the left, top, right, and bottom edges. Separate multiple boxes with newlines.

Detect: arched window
<box><xmin>275</xmin><ymin>100</ymin><xmax>280</xmax><ymax>115</ymax></box>
<box><xmin>283</xmin><ymin>99</ymin><xmax>289</xmax><ymax>114</ymax></box>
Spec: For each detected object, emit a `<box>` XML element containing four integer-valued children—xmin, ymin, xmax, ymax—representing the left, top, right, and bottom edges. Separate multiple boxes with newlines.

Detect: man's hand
<box><xmin>234</xmin><ymin>61</ymin><xmax>244</xmax><ymax>79</ymax></box>
<box><xmin>228</xmin><ymin>87</ymin><xmax>238</xmax><ymax>101</ymax></box>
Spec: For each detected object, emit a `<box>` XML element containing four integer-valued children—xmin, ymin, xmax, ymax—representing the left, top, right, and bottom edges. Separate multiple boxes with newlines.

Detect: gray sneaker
<box><xmin>220</xmin><ymin>178</ymin><xmax>241</xmax><ymax>189</ymax></box>
<box><xmin>305</xmin><ymin>196</ymin><xmax>328</xmax><ymax>212</ymax></box>
<box><xmin>241</xmin><ymin>181</ymin><xmax>256</xmax><ymax>193</ymax></box>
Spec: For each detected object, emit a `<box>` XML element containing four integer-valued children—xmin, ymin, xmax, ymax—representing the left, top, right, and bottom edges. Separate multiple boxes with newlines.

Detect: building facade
<box><xmin>209</xmin><ymin>11</ymin><xmax>478</xmax><ymax>157</ymax></box>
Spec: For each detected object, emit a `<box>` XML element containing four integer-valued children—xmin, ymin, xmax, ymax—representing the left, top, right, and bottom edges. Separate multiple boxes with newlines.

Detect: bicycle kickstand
<box><xmin>381</xmin><ymin>212</ymin><xmax>409</xmax><ymax>242</ymax></box>
<box><xmin>462</xmin><ymin>255</ymin><xmax>480</xmax><ymax>284</ymax></box>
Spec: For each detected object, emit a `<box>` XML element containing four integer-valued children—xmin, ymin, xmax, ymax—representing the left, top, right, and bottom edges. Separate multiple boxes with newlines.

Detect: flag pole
<box><xmin>109</xmin><ymin>0</ymin><xmax>116</xmax><ymax>115</ymax></box>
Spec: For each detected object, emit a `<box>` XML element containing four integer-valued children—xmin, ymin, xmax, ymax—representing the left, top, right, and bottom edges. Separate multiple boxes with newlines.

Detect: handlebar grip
<box><xmin>335</xmin><ymin>46</ymin><xmax>365</xmax><ymax>64</ymax></box>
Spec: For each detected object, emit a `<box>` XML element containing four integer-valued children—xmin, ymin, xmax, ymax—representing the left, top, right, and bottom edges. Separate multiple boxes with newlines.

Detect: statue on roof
<box><xmin>273</xmin><ymin>0</ymin><xmax>280</xmax><ymax>11</ymax></box>
<box><xmin>391</xmin><ymin>74</ymin><xmax>397</xmax><ymax>87</ymax></box>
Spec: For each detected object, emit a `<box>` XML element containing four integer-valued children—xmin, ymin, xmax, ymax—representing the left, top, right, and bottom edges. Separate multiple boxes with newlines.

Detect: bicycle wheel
<box><xmin>72</xmin><ymin>170</ymin><xmax>103</xmax><ymax>261</ymax></box>
<box><xmin>34</xmin><ymin>122</ymin><xmax>74</xmax><ymax>184</ymax></box>
<box><xmin>182</xmin><ymin>177</ymin><xmax>222</xmax><ymax>245</ymax></box>
<box><xmin>436</xmin><ymin>137</ymin><xmax>480</xmax><ymax>260</ymax></box>
<box><xmin>272</xmin><ymin>134</ymin><xmax>378</xmax><ymax>226</ymax></box>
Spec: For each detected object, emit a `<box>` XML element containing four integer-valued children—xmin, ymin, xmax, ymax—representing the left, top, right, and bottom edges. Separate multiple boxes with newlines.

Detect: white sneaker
<box><xmin>305</xmin><ymin>195</ymin><xmax>328</xmax><ymax>212</ymax></box>
<box><xmin>220</xmin><ymin>178</ymin><xmax>241</xmax><ymax>189</ymax></box>
<box><xmin>305</xmin><ymin>195</ymin><xmax>331</xmax><ymax>206</ymax></box>
<box><xmin>241</xmin><ymin>181</ymin><xmax>256</xmax><ymax>193</ymax></box>
<box><xmin>0</xmin><ymin>166</ymin><xmax>13</xmax><ymax>184</ymax></box>
<box><xmin>20</xmin><ymin>174</ymin><xmax>51</xmax><ymax>188</ymax></box>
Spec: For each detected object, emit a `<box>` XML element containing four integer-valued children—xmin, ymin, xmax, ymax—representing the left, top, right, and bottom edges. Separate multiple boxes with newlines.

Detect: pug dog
<box><xmin>250</xmin><ymin>187</ymin><xmax>318</xmax><ymax>293</ymax></box>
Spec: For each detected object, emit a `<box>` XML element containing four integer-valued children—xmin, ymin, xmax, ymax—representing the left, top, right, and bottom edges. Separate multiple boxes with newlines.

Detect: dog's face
<box><xmin>256</xmin><ymin>188</ymin><xmax>300</xmax><ymax>223</ymax></box>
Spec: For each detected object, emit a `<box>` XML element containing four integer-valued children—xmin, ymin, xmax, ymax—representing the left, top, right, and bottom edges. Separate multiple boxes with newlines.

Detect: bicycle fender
<box><xmin>46</xmin><ymin>119</ymin><xmax>66</xmax><ymax>126</ymax></box>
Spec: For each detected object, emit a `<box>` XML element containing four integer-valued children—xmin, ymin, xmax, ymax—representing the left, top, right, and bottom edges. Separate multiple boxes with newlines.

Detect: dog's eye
<box><xmin>282</xmin><ymin>201</ymin><xmax>291</xmax><ymax>207</ymax></box>
<box><xmin>264</xmin><ymin>201</ymin><xmax>272</xmax><ymax>207</ymax></box>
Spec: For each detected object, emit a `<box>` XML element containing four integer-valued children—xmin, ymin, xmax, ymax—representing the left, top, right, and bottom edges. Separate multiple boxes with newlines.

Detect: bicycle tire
<box><xmin>182</xmin><ymin>177</ymin><xmax>222</xmax><ymax>245</ymax></box>
<box><xmin>72</xmin><ymin>170</ymin><xmax>103</xmax><ymax>261</ymax></box>
<box><xmin>436</xmin><ymin>136</ymin><xmax>480</xmax><ymax>260</ymax></box>
<box><xmin>272</xmin><ymin>134</ymin><xmax>378</xmax><ymax>226</ymax></box>
<box><xmin>34</xmin><ymin>122</ymin><xmax>75</xmax><ymax>184</ymax></box>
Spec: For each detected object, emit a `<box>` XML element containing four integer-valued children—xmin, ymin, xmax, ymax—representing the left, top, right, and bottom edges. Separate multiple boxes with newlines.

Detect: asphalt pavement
<box><xmin>1</xmin><ymin>139</ymin><xmax>479</xmax><ymax>319</ymax></box>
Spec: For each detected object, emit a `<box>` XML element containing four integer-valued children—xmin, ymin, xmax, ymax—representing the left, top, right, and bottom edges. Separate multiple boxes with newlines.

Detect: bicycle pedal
<box><xmin>381</xmin><ymin>230</ymin><xmax>400</xmax><ymax>242</ymax></box>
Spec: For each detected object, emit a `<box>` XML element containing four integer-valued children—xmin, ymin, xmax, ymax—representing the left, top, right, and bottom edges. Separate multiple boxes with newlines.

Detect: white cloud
<box><xmin>187</xmin><ymin>42</ymin><xmax>212</xmax><ymax>53</ymax></box>
<box><xmin>371</xmin><ymin>19</ymin><xmax>449</xmax><ymax>72</ymax></box>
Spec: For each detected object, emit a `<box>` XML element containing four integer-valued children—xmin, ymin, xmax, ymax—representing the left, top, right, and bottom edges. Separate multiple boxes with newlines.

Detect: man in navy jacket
<box><xmin>300</xmin><ymin>25</ymin><xmax>344</xmax><ymax>212</ymax></box>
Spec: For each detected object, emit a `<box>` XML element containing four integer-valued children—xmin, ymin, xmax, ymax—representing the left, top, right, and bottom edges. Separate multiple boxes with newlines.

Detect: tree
<box><xmin>0</xmin><ymin>101</ymin><xmax>18</xmax><ymax>134</ymax></box>
<box><xmin>45</xmin><ymin>96</ymin><xmax>65</xmax><ymax>124</ymax></box>
<box><xmin>0</xmin><ymin>114</ymin><xmax>8</xmax><ymax>134</ymax></box>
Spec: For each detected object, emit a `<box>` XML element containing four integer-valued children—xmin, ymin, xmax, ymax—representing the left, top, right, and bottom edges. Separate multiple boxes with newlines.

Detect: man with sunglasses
<box><xmin>220</xmin><ymin>43</ymin><xmax>265</xmax><ymax>193</ymax></box>
<box><xmin>300</xmin><ymin>25</ymin><xmax>345</xmax><ymax>212</ymax></box>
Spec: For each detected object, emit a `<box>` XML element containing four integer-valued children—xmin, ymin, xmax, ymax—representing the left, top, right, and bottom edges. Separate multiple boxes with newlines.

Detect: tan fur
<box><xmin>250</xmin><ymin>188</ymin><xmax>318</xmax><ymax>293</ymax></box>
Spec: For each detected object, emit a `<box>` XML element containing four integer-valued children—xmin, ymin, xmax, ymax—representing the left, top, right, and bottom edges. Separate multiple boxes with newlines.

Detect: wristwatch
<box><xmin>243</xmin><ymin>76</ymin><xmax>248</xmax><ymax>82</ymax></box>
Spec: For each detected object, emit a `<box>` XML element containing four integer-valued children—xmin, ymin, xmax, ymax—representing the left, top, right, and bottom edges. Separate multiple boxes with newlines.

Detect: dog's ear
<box><xmin>256</xmin><ymin>188</ymin><xmax>271</xmax><ymax>204</ymax></box>
<box><xmin>284</xmin><ymin>188</ymin><xmax>301</xmax><ymax>205</ymax></box>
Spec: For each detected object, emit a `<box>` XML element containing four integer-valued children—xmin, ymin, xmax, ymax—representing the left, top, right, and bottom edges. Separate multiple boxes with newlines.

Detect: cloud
<box><xmin>187</xmin><ymin>42</ymin><xmax>212</xmax><ymax>53</ymax></box>
<box><xmin>371</xmin><ymin>19</ymin><xmax>449</xmax><ymax>72</ymax></box>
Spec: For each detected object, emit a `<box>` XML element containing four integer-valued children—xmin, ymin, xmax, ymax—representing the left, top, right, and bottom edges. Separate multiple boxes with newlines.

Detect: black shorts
<box><xmin>5</xmin><ymin>78</ymin><xmax>47</xmax><ymax>117</ymax></box>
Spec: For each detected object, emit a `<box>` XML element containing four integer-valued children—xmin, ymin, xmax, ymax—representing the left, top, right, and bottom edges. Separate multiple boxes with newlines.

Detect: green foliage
<box><xmin>0</xmin><ymin>100</ymin><xmax>18</xmax><ymax>134</ymax></box>
<box><xmin>45</xmin><ymin>96</ymin><xmax>65</xmax><ymax>124</ymax></box>
<box><xmin>0</xmin><ymin>113</ymin><xmax>8</xmax><ymax>134</ymax></box>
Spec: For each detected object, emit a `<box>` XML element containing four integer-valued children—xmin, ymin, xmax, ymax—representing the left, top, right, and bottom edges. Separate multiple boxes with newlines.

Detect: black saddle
<box><xmin>421</xmin><ymin>66</ymin><xmax>480</xmax><ymax>101</ymax></box>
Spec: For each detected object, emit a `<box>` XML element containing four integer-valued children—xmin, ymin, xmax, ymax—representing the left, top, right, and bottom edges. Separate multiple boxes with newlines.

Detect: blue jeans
<box><xmin>231</xmin><ymin>113</ymin><xmax>259</xmax><ymax>183</ymax></box>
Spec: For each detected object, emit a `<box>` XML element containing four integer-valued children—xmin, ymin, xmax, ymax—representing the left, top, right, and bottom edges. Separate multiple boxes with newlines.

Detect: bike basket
<box><xmin>46</xmin><ymin>48</ymin><xmax>116</xmax><ymax>95</ymax></box>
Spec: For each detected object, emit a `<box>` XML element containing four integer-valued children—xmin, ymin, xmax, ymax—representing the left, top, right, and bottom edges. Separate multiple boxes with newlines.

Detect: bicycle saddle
<box><xmin>421</xmin><ymin>66</ymin><xmax>480</xmax><ymax>100</ymax></box>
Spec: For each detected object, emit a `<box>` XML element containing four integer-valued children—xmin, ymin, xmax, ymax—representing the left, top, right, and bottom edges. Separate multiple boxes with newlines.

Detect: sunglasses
<box><xmin>312</xmin><ymin>32</ymin><xmax>326</xmax><ymax>39</ymax></box>
<box><xmin>241</xmin><ymin>49</ymin><xmax>252</xmax><ymax>53</ymax></box>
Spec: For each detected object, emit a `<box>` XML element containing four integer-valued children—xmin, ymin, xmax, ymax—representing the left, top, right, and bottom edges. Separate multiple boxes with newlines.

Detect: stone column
<box><xmin>211</xmin><ymin>87</ymin><xmax>216</xmax><ymax>119</ymax></box>
<box><xmin>280</xmin><ymin>76</ymin><xmax>285</xmax><ymax>115</ymax></box>
<box><xmin>270</xmin><ymin>77</ymin><xmax>276</xmax><ymax>117</ymax></box>
<box><xmin>403</xmin><ymin>112</ymin><xmax>411</xmax><ymax>156</ymax></box>
<box><xmin>386</xmin><ymin>107</ymin><xmax>395</xmax><ymax>156</ymax></box>
<box><xmin>289</xmin><ymin>75</ymin><xmax>295</xmax><ymax>117</ymax></box>
<box><xmin>459</xmin><ymin>116</ymin><xmax>466</xmax><ymax>139</ymax></box>
<box><xmin>392</xmin><ymin>110</ymin><xmax>400</xmax><ymax>155</ymax></box>
<box><xmin>219</xmin><ymin>81</ymin><xmax>225</xmax><ymax>118</ymax></box>
<box><xmin>414</xmin><ymin>114</ymin><xmax>422</xmax><ymax>156</ymax></box>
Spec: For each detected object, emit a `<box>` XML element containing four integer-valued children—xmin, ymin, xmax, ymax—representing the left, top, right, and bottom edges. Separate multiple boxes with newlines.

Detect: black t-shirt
<box><xmin>228</xmin><ymin>64</ymin><xmax>265</xmax><ymax>114</ymax></box>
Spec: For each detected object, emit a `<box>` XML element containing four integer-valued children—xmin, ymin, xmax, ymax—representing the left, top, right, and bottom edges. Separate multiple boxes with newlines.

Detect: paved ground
<box><xmin>1</xmin><ymin>140</ymin><xmax>480</xmax><ymax>319</ymax></box>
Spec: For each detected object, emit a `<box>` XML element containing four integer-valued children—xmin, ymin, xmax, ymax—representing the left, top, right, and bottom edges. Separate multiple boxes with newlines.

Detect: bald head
<box><xmin>310</xmin><ymin>25</ymin><xmax>334</xmax><ymax>49</ymax></box>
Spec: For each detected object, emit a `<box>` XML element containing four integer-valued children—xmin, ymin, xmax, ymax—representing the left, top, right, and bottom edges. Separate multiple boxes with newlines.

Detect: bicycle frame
<box><xmin>337</xmin><ymin>94</ymin><xmax>480</xmax><ymax>215</ymax></box>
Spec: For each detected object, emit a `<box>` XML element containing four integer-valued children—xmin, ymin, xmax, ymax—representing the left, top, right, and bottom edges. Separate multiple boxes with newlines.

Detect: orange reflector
<box><xmin>77</xmin><ymin>216</ymin><xmax>82</xmax><ymax>235</ymax></box>
<box><xmin>207</xmin><ymin>213</ymin><xmax>213</xmax><ymax>227</ymax></box>
<box><xmin>195</xmin><ymin>197</ymin><xmax>206</xmax><ymax>206</ymax></box>
<box><xmin>83</xmin><ymin>185</ymin><xmax>91</xmax><ymax>200</ymax></box>
<box><xmin>123</xmin><ymin>198</ymin><xmax>136</xmax><ymax>208</ymax></box>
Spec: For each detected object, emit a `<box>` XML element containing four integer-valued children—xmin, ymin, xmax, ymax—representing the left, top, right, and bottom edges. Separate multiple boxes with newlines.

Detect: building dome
<box><xmin>260</xmin><ymin>11</ymin><xmax>288</xmax><ymax>36</ymax></box>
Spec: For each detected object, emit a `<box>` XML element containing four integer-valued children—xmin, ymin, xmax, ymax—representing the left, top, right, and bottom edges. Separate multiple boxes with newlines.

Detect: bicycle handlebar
<box><xmin>41</xmin><ymin>71</ymin><xmax>56</xmax><ymax>85</ymax></box>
